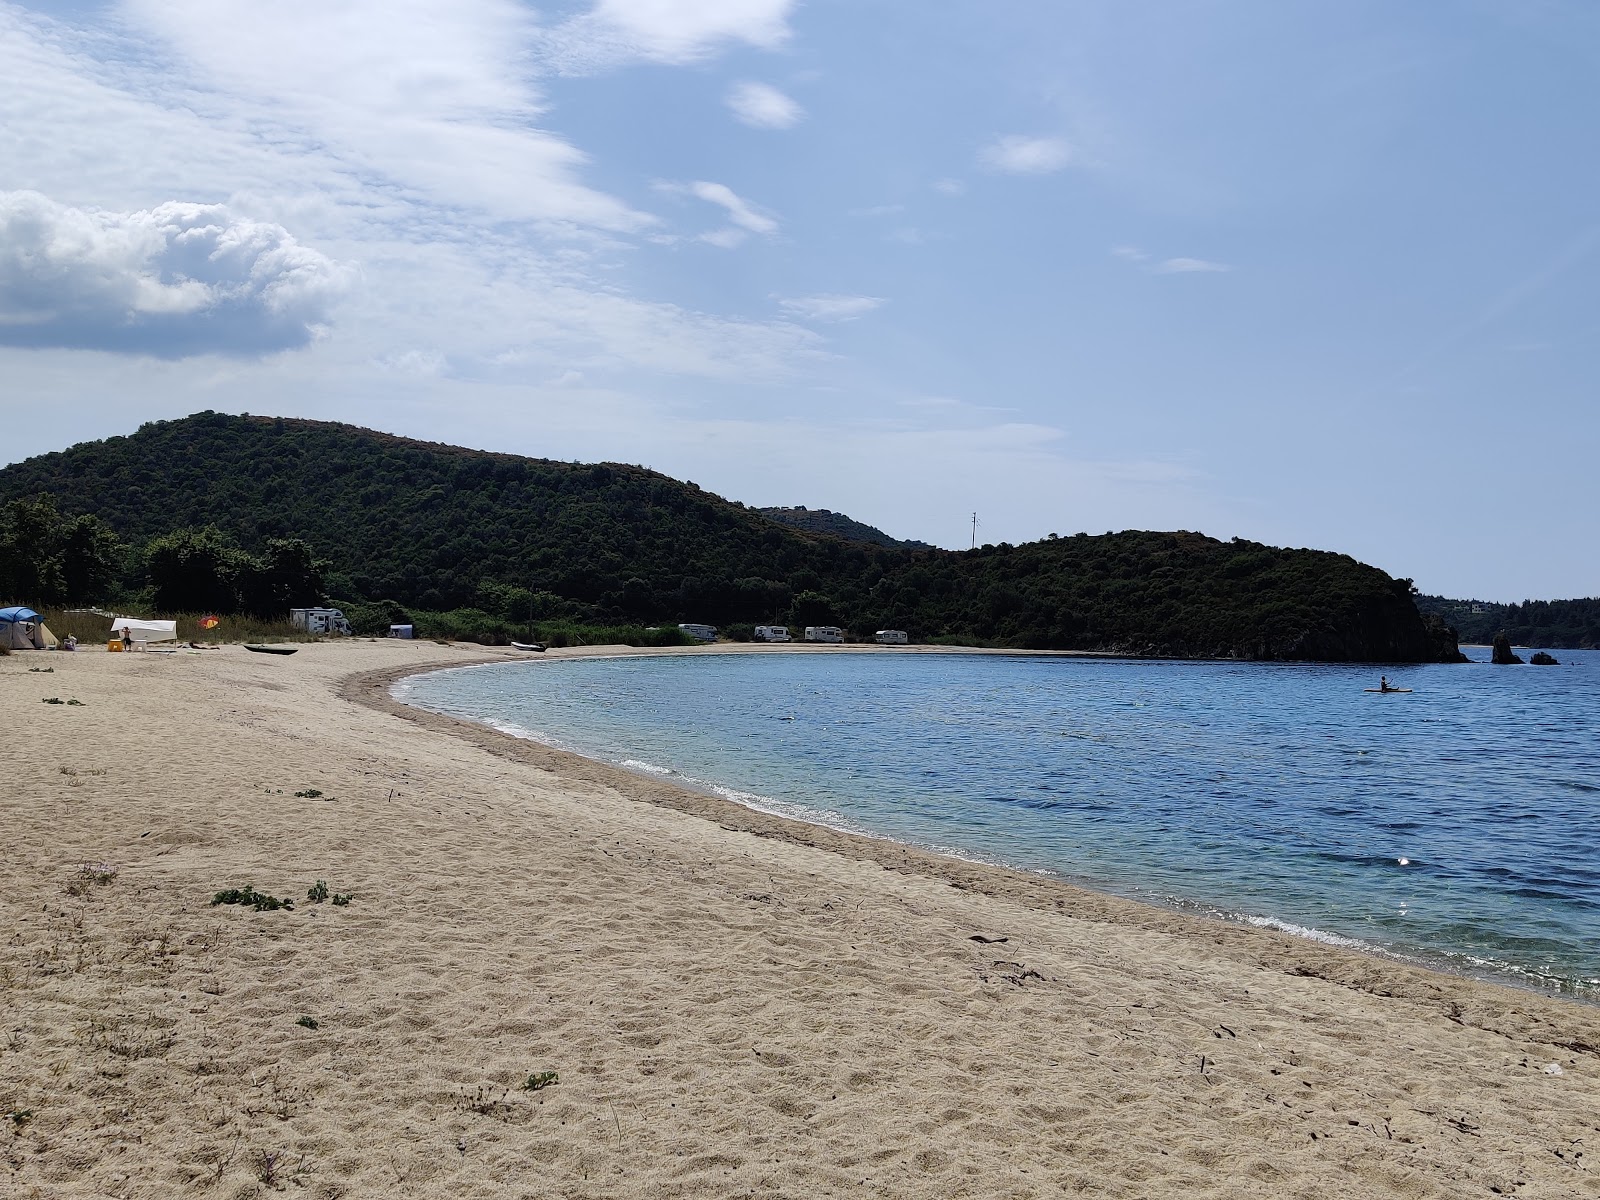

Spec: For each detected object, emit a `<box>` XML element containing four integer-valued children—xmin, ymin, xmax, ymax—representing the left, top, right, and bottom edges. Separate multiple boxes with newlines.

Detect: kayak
<box><xmin>1364</xmin><ymin>687</ymin><xmax>1412</xmax><ymax>693</ymax></box>
<box><xmin>510</xmin><ymin>641</ymin><xmax>546</xmax><ymax>652</ymax></box>
<box><xmin>244</xmin><ymin>644</ymin><xmax>298</xmax><ymax>655</ymax></box>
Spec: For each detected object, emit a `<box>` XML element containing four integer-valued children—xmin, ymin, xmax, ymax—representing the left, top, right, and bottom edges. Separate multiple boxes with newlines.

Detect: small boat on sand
<box><xmin>244</xmin><ymin>644</ymin><xmax>298</xmax><ymax>655</ymax></box>
<box><xmin>510</xmin><ymin>641</ymin><xmax>546</xmax><ymax>653</ymax></box>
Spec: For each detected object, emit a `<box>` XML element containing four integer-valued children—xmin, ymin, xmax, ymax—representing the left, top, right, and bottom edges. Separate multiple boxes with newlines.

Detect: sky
<box><xmin>2</xmin><ymin>0</ymin><xmax>1597</xmax><ymax>603</ymax></box>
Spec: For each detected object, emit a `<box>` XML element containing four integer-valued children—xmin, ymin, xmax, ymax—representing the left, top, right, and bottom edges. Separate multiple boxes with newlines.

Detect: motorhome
<box><xmin>678</xmin><ymin>623</ymin><xmax>718</xmax><ymax>642</ymax></box>
<box><xmin>754</xmin><ymin>625</ymin><xmax>792</xmax><ymax>642</ymax></box>
<box><xmin>874</xmin><ymin>629</ymin><xmax>908</xmax><ymax>645</ymax></box>
<box><xmin>804</xmin><ymin>626</ymin><xmax>844</xmax><ymax>644</ymax></box>
<box><xmin>289</xmin><ymin>607</ymin><xmax>352</xmax><ymax>635</ymax></box>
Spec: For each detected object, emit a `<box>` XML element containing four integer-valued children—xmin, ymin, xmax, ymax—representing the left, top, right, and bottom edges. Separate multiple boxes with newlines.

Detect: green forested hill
<box><xmin>0</xmin><ymin>412</ymin><xmax>1462</xmax><ymax>661</ymax></box>
<box><xmin>1417</xmin><ymin>595</ymin><xmax>1600</xmax><ymax>649</ymax></box>
<box><xmin>757</xmin><ymin>506</ymin><xmax>932</xmax><ymax>549</ymax></box>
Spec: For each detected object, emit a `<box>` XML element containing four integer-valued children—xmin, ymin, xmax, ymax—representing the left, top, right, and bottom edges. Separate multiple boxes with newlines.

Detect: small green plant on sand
<box><xmin>28</xmin><ymin>666</ymin><xmax>52</xmax><ymax>673</ymax></box>
<box><xmin>293</xmin><ymin>788</ymin><xmax>324</xmax><ymax>799</ymax></box>
<box><xmin>41</xmin><ymin>697</ymin><xmax>84</xmax><ymax>705</ymax></box>
<box><xmin>306</xmin><ymin>880</ymin><xmax>354</xmax><ymax>905</ymax></box>
<box><xmin>8</xmin><ymin>1109</ymin><xmax>33</xmax><ymax>1130</ymax></box>
<box><xmin>295</xmin><ymin>1016</ymin><xmax>319</xmax><ymax>1030</ymax></box>
<box><xmin>211</xmin><ymin>885</ymin><xmax>293</xmax><ymax>912</ymax></box>
<box><xmin>525</xmin><ymin>1071</ymin><xmax>559</xmax><ymax>1092</ymax></box>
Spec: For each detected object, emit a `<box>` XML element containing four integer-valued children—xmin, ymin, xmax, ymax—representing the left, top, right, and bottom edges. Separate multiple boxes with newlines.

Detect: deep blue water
<box><xmin>398</xmin><ymin>648</ymin><xmax>1600</xmax><ymax>999</ymax></box>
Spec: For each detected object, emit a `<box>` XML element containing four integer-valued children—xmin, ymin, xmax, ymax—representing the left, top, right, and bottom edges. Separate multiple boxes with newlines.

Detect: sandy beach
<box><xmin>3</xmin><ymin>639</ymin><xmax>1597</xmax><ymax>1199</ymax></box>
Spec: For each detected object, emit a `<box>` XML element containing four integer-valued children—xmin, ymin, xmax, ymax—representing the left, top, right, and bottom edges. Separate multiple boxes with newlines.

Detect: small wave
<box><xmin>620</xmin><ymin>758</ymin><xmax>676</xmax><ymax>777</ymax></box>
<box><xmin>1241</xmin><ymin>914</ymin><xmax>1368</xmax><ymax>950</ymax></box>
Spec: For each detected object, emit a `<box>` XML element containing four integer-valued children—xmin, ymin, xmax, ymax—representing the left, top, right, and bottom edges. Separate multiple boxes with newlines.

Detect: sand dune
<box><xmin>2</xmin><ymin>639</ymin><xmax>1596</xmax><ymax>1198</ymax></box>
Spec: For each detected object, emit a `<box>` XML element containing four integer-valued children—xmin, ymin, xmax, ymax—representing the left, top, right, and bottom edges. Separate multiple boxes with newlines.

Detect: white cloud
<box><xmin>113</xmin><ymin>0</ymin><xmax>649</xmax><ymax>231</ymax></box>
<box><xmin>777</xmin><ymin>294</ymin><xmax>885</xmax><ymax>322</ymax></box>
<box><xmin>932</xmin><ymin>178</ymin><xmax>967</xmax><ymax>196</ymax></box>
<box><xmin>545</xmin><ymin>0</ymin><xmax>795</xmax><ymax>70</ymax></box>
<box><xmin>727</xmin><ymin>81</ymin><xmax>804</xmax><ymax>129</ymax></box>
<box><xmin>0</xmin><ymin>190</ymin><xmax>350</xmax><ymax>356</ymax></box>
<box><xmin>1152</xmin><ymin>257</ymin><xmax>1232</xmax><ymax>274</ymax></box>
<box><xmin>850</xmin><ymin>204</ymin><xmax>906</xmax><ymax>218</ymax></box>
<box><xmin>1112</xmin><ymin>247</ymin><xmax>1232</xmax><ymax>274</ymax></box>
<box><xmin>980</xmin><ymin>135</ymin><xmax>1073</xmax><ymax>175</ymax></box>
<box><xmin>657</xmin><ymin>180</ymin><xmax>778</xmax><ymax>246</ymax></box>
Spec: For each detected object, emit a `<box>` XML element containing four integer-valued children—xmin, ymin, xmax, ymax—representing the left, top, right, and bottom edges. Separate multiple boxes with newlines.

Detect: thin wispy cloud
<box><xmin>658</xmin><ymin>180</ymin><xmax>779</xmax><ymax>247</ymax></box>
<box><xmin>110</xmin><ymin>0</ymin><xmax>651</xmax><ymax>233</ymax></box>
<box><xmin>980</xmin><ymin>135</ymin><xmax>1073</xmax><ymax>175</ymax></box>
<box><xmin>1152</xmin><ymin>257</ymin><xmax>1231</xmax><ymax>274</ymax></box>
<box><xmin>543</xmin><ymin>0</ymin><xmax>795</xmax><ymax>70</ymax></box>
<box><xmin>726</xmin><ymin>81</ymin><xmax>804</xmax><ymax>129</ymax></box>
<box><xmin>777</xmin><ymin>294</ymin><xmax>885</xmax><ymax>322</ymax></box>
<box><xmin>0</xmin><ymin>190</ymin><xmax>350</xmax><ymax>357</ymax></box>
<box><xmin>1113</xmin><ymin>247</ymin><xmax>1232</xmax><ymax>274</ymax></box>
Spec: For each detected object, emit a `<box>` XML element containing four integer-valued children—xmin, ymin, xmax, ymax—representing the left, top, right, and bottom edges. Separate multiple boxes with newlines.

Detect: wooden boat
<box><xmin>244</xmin><ymin>644</ymin><xmax>298</xmax><ymax>655</ymax></box>
<box><xmin>510</xmin><ymin>641</ymin><xmax>546</xmax><ymax>653</ymax></box>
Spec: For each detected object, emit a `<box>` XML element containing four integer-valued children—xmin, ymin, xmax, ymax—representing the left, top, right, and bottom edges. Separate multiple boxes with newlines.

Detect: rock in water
<box><xmin>1491</xmin><ymin>632</ymin><xmax>1524</xmax><ymax>665</ymax></box>
<box><xmin>1529</xmin><ymin>651</ymin><xmax>1559</xmax><ymax>665</ymax></box>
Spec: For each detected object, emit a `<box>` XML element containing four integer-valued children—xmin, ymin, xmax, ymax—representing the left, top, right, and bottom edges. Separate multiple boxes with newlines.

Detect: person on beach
<box><xmin>121</xmin><ymin>629</ymin><xmax>133</xmax><ymax>651</ymax></box>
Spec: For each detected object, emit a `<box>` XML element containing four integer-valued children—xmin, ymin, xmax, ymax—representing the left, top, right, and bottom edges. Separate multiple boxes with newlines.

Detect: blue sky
<box><xmin>2</xmin><ymin>0</ymin><xmax>1596</xmax><ymax>602</ymax></box>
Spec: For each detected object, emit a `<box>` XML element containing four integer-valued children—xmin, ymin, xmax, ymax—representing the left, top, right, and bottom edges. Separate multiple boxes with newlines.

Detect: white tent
<box><xmin>110</xmin><ymin>616</ymin><xmax>179</xmax><ymax>645</ymax></box>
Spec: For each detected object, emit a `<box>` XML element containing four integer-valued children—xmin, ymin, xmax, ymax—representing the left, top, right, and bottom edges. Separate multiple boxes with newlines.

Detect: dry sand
<box><xmin>2</xmin><ymin>639</ymin><xmax>1597</xmax><ymax>1199</ymax></box>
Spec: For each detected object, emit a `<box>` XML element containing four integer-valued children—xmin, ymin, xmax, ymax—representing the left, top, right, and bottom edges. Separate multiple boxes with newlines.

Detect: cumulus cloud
<box><xmin>777</xmin><ymin>294</ymin><xmax>884</xmax><ymax>322</ymax></box>
<box><xmin>726</xmin><ymin>81</ymin><xmax>804</xmax><ymax>129</ymax></box>
<box><xmin>980</xmin><ymin>135</ymin><xmax>1073</xmax><ymax>174</ymax></box>
<box><xmin>546</xmin><ymin>0</ymin><xmax>795</xmax><ymax>70</ymax></box>
<box><xmin>0</xmin><ymin>191</ymin><xmax>350</xmax><ymax>356</ymax></box>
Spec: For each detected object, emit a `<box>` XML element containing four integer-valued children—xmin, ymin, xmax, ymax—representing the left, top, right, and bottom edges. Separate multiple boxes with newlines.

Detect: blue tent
<box><xmin>0</xmin><ymin>606</ymin><xmax>48</xmax><ymax>649</ymax></box>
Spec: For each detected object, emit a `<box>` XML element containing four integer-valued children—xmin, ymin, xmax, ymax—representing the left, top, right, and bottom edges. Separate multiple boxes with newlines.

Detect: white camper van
<box><xmin>754</xmin><ymin>625</ymin><xmax>792</xmax><ymax>642</ymax></box>
<box><xmin>803</xmin><ymin>626</ymin><xmax>844</xmax><ymax>644</ymax></box>
<box><xmin>678</xmin><ymin>623</ymin><xmax>718</xmax><ymax>642</ymax></box>
<box><xmin>289</xmin><ymin>607</ymin><xmax>352</xmax><ymax>635</ymax></box>
<box><xmin>874</xmin><ymin>629</ymin><xmax>908</xmax><ymax>645</ymax></box>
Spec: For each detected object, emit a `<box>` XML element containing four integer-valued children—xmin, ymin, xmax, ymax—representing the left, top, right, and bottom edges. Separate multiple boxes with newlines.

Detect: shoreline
<box><xmin>366</xmin><ymin>649</ymin><xmax>1592</xmax><ymax>1022</ymax></box>
<box><xmin>5</xmin><ymin>638</ymin><xmax>1598</xmax><ymax>1198</ymax></box>
<box><xmin>380</xmin><ymin>649</ymin><xmax>1593</xmax><ymax>1004</ymax></box>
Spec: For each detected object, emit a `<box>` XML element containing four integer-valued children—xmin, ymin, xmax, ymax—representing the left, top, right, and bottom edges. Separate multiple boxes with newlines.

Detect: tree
<box><xmin>144</xmin><ymin>527</ymin><xmax>250</xmax><ymax>613</ymax></box>
<box><xmin>240</xmin><ymin>538</ymin><xmax>325</xmax><ymax>617</ymax></box>
<box><xmin>0</xmin><ymin>495</ymin><xmax>122</xmax><ymax>606</ymax></box>
<box><xmin>789</xmin><ymin>589</ymin><xmax>836</xmax><ymax>628</ymax></box>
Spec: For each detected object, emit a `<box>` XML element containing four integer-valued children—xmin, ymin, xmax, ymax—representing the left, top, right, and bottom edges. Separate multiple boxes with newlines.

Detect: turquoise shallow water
<box><xmin>398</xmin><ymin>647</ymin><xmax>1600</xmax><ymax>999</ymax></box>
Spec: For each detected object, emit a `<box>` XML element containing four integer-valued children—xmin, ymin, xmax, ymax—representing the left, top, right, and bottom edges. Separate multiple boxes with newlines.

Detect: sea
<box><xmin>396</xmin><ymin>646</ymin><xmax>1600</xmax><ymax>1001</ymax></box>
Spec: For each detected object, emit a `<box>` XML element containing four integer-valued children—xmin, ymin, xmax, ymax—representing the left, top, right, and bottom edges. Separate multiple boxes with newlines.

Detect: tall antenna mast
<box><xmin>970</xmin><ymin>512</ymin><xmax>980</xmax><ymax>549</ymax></box>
